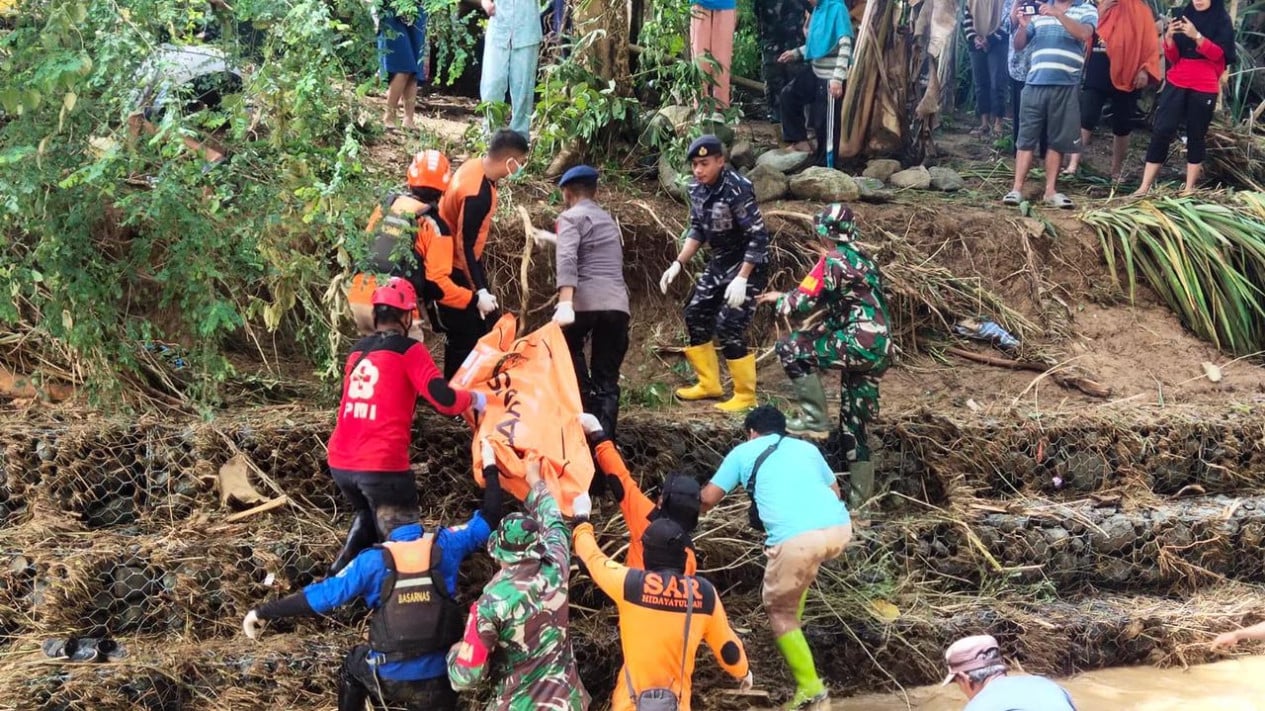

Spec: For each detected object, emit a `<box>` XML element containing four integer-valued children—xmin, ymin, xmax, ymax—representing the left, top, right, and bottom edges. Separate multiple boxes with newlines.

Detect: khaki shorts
<box><xmin>762</xmin><ymin>524</ymin><xmax>853</xmax><ymax>625</ymax></box>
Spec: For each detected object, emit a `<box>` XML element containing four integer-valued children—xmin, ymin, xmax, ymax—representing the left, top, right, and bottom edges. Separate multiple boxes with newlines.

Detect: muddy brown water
<box><xmin>825</xmin><ymin>656</ymin><xmax>1265</xmax><ymax>710</ymax></box>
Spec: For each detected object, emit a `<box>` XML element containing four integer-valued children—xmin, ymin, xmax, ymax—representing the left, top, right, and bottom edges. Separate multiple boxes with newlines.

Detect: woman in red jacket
<box><xmin>1133</xmin><ymin>0</ymin><xmax>1235</xmax><ymax>195</ymax></box>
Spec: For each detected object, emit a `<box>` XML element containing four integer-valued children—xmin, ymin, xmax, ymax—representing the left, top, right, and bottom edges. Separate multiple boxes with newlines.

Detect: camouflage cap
<box><xmin>814</xmin><ymin>203</ymin><xmax>857</xmax><ymax>242</ymax></box>
<box><xmin>487</xmin><ymin>512</ymin><xmax>546</xmax><ymax>565</ymax></box>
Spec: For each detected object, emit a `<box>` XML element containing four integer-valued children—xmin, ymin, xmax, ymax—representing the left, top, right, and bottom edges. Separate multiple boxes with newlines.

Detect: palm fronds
<box><xmin>1083</xmin><ymin>193</ymin><xmax>1265</xmax><ymax>354</ymax></box>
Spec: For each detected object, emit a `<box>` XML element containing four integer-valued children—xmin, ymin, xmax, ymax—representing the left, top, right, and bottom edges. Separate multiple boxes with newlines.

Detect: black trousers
<box><xmin>564</xmin><ymin>310</ymin><xmax>630</xmax><ymax>438</ymax></box>
<box><xmin>428</xmin><ymin>300</ymin><xmax>494</xmax><ymax>381</ymax></box>
<box><xmin>1145</xmin><ymin>83</ymin><xmax>1217</xmax><ymax>165</ymax></box>
<box><xmin>339</xmin><ymin>644</ymin><xmax>459</xmax><ymax>711</ymax></box>
<box><xmin>779</xmin><ymin>64</ymin><xmax>842</xmax><ymax>166</ymax></box>
<box><xmin>330</xmin><ymin>469</ymin><xmax>418</xmax><ymax>536</ymax></box>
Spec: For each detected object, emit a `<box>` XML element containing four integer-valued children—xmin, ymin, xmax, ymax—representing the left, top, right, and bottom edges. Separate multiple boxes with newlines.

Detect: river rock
<box><xmin>747</xmin><ymin>164</ymin><xmax>789</xmax><ymax>202</ymax></box>
<box><xmin>788</xmin><ymin>167</ymin><xmax>860</xmax><ymax>202</ymax></box>
<box><xmin>928</xmin><ymin>166</ymin><xmax>965</xmax><ymax>192</ymax></box>
<box><xmin>730</xmin><ymin>140</ymin><xmax>756</xmax><ymax>170</ymax></box>
<box><xmin>756</xmin><ymin>148</ymin><xmax>811</xmax><ymax>175</ymax></box>
<box><xmin>862</xmin><ymin>158</ymin><xmax>902</xmax><ymax>181</ymax></box>
<box><xmin>653</xmin><ymin>105</ymin><xmax>694</xmax><ymax>136</ymax></box>
<box><xmin>855</xmin><ymin>176</ymin><xmax>893</xmax><ymax>203</ymax></box>
<box><xmin>889</xmin><ymin>165</ymin><xmax>931</xmax><ymax>190</ymax></box>
<box><xmin>658</xmin><ymin>153</ymin><xmax>688</xmax><ymax>203</ymax></box>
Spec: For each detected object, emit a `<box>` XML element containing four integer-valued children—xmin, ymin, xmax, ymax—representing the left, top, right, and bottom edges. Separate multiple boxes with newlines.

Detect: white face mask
<box><xmin>505</xmin><ymin>156</ymin><xmax>525</xmax><ymax>180</ymax></box>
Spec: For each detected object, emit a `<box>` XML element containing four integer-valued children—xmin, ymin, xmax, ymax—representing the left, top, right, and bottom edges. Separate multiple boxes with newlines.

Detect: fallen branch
<box><xmin>945</xmin><ymin>347</ymin><xmax>1111</xmax><ymax>399</ymax></box>
<box><xmin>222</xmin><ymin>496</ymin><xmax>290</xmax><ymax>522</ymax></box>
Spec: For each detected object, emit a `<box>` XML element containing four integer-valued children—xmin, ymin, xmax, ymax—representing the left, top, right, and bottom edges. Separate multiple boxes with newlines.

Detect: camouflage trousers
<box><xmin>776</xmin><ymin>326</ymin><xmax>890</xmax><ymax>460</ymax></box>
<box><xmin>684</xmin><ymin>259</ymin><xmax>768</xmax><ymax>360</ymax></box>
<box><xmin>755</xmin><ymin>0</ymin><xmax>804</xmax><ymax>118</ymax></box>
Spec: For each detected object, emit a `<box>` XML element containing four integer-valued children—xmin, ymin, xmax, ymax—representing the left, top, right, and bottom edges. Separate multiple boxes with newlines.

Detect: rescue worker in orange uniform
<box><xmin>349</xmin><ymin>149</ymin><xmax>456</xmax><ymax>340</ymax></box>
<box><xmin>579</xmin><ymin>413</ymin><xmax>701</xmax><ymax>574</ymax></box>
<box><xmin>435</xmin><ymin>129</ymin><xmax>530</xmax><ymax>379</ymax></box>
<box><xmin>572</xmin><ymin>515</ymin><xmax>753</xmax><ymax>710</ymax></box>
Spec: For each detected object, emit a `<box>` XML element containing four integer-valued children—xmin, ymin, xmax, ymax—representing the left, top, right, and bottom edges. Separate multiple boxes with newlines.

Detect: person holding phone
<box><xmin>1133</xmin><ymin>0</ymin><xmax>1235</xmax><ymax>195</ymax></box>
<box><xmin>1003</xmin><ymin>0</ymin><xmax>1098</xmax><ymax>209</ymax></box>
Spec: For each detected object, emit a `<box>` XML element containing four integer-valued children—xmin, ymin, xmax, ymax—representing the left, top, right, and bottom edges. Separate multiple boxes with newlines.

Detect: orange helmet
<box><xmin>371</xmin><ymin>277</ymin><xmax>418</xmax><ymax>311</ymax></box>
<box><xmin>406</xmin><ymin>150</ymin><xmax>451</xmax><ymax>192</ymax></box>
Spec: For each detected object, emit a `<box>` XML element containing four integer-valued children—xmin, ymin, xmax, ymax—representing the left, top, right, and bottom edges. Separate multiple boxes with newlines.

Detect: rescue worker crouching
<box><xmin>446</xmin><ymin>454</ymin><xmax>590</xmax><ymax>710</ymax></box>
<box><xmin>241</xmin><ymin>457</ymin><xmax>505</xmax><ymax>711</ymax></box>
<box><xmin>348</xmin><ymin>149</ymin><xmax>455</xmax><ymax>340</ymax></box>
<box><xmin>572</xmin><ymin>516</ymin><xmax>753</xmax><ymax>710</ymax></box>
<box><xmin>435</xmin><ymin>129</ymin><xmax>531</xmax><ymax>380</ymax></box>
<box><xmin>325</xmin><ymin>278</ymin><xmax>485</xmax><ymax>576</ymax></box>
<box><xmin>550</xmin><ymin>165</ymin><xmax>631</xmax><ymax>440</ymax></box>
<box><xmin>580</xmin><ymin>413</ymin><xmax>701</xmax><ymax>574</ymax></box>
<box><xmin>660</xmin><ymin>135</ymin><xmax>772</xmax><ymax>414</ymax></box>
<box><xmin>757</xmin><ymin>204</ymin><xmax>891</xmax><ymax>508</ymax></box>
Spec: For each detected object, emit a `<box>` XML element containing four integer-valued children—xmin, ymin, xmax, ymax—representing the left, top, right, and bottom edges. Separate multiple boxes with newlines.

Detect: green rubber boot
<box><xmin>775</xmin><ymin>629</ymin><xmax>828</xmax><ymax>710</ymax></box>
<box><xmin>786</xmin><ymin>373</ymin><xmax>831</xmax><ymax>436</ymax></box>
<box><xmin>848</xmin><ymin>459</ymin><xmax>876</xmax><ymax>512</ymax></box>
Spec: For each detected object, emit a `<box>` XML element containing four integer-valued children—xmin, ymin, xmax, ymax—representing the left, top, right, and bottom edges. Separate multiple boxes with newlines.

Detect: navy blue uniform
<box><xmin>683</xmin><ymin>168</ymin><xmax>771</xmax><ymax>360</ymax></box>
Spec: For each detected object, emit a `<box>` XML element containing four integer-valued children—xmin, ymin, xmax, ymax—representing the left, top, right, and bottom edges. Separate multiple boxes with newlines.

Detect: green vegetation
<box><xmin>1085</xmin><ymin>193</ymin><xmax>1265</xmax><ymax>355</ymax></box>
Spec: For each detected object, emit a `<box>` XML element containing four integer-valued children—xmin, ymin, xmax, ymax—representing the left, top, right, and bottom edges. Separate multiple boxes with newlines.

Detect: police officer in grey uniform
<box><xmin>550</xmin><ymin>165</ymin><xmax>631</xmax><ymax>441</ymax></box>
<box><xmin>659</xmin><ymin>135</ymin><xmax>771</xmax><ymax>414</ymax></box>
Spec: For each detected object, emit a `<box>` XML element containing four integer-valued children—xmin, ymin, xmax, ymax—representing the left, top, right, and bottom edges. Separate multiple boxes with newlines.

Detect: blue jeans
<box><xmin>970</xmin><ymin>39</ymin><xmax>1008</xmax><ymax>118</ymax></box>
<box><xmin>480</xmin><ymin>42</ymin><xmax>540</xmax><ymax>140</ymax></box>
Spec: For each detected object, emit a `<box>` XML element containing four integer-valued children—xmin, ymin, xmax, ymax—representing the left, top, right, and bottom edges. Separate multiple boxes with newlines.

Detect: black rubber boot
<box><xmin>329</xmin><ymin>509</ymin><xmax>377</xmax><ymax>576</ymax></box>
<box><xmin>337</xmin><ymin>671</ymin><xmax>371</xmax><ymax>711</ymax></box>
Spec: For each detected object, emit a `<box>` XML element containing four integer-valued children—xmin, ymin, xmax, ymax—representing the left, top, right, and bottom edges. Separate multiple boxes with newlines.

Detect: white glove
<box><xmin>481</xmin><ymin>436</ymin><xmax>496</xmax><ymax>467</ymax></box>
<box><xmin>534</xmin><ymin>229</ymin><xmax>558</xmax><ymax>246</ymax></box>
<box><xmin>659</xmin><ymin>261</ymin><xmax>682</xmax><ymax>295</ymax></box>
<box><xmin>578</xmin><ymin>413</ymin><xmax>604</xmax><ymax>435</ymax></box>
<box><xmin>776</xmin><ymin>294</ymin><xmax>792</xmax><ymax>316</ymax></box>
<box><xmin>475</xmin><ymin>289</ymin><xmax>498</xmax><ymax>319</ymax></box>
<box><xmin>571</xmin><ymin>492</ymin><xmax>592</xmax><ymax>520</ymax></box>
<box><xmin>470</xmin><ymin>391</ymin><xmax>487</xmax><ymax>415</ymax></box>
<box><xmin>553</xmin><ymin>301</ymin><xmax>576</xmax><ymax>326</ymax></box>
<box><xmin>242</xmin><ymin>610</ymin><xmax>262</xmax><ymax>640</ymax></box>
<box><xmin>738</xmin><ymin>671</ymin><xmax>754</xmax><ymax>691</ymax></box>
<box><xmin>724</xmin><ymin>276</ymin><xmax>749</xmax><ymax>309</ymax></box>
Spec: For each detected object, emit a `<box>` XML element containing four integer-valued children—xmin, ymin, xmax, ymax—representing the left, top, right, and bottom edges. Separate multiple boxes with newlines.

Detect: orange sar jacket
<box><xmin>351</xmin><ymin>197</ymin><xmax>470</xmax><ymax>310</ymax></box>
<box><xmin>572</xmin><ymin>522</ymin><xmax>749</xmax><ymax>711</ymax></box>
<box><xmin>437</xmin><ymin>158</ymin><xmax>496</xmax><ymax>297</ymax></box>
<box><xmin>595</xmin><ymin>440</ymin><xmax>698</xmax><ymax>575</ymax></box>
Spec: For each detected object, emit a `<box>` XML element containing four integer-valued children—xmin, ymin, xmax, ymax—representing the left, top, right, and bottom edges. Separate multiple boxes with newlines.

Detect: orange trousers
<box><xmin>690</xmin><ymin>6</ymin><xmax>736</xmax><ymax>108</ymax></box>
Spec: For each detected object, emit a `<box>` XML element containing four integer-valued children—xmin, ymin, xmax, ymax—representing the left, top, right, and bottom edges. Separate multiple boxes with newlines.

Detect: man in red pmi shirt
<box><xmin>326</xmin><ymin>277</ymin><xmax>486</xmax><ymax>575</ymax></box>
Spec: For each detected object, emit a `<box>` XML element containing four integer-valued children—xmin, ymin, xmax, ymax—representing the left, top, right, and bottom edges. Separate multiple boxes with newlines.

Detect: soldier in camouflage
<box><xmin>758</xmin><ymin>204</ymin><xmax>890</xmax><ymax>508</ymax></box>
<box><xmin>756</xmin><ymin>0</ymin><xmax>809</xmax><ymax>122</ymax></box>
<box><xmin>660</xmin><ymin>135</ymin><xmax>772</xmax><ymax>414</ymax></box>
<box><xmin>447</xmin><ymin>455</ymin><xmax>590</xmax><ymax>711</ymax></box>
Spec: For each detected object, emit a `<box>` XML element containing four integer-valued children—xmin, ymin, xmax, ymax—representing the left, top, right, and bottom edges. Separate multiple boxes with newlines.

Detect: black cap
<box><xmin>686</xmin><ymin>134</ymin><xmax>725</xmax><ymax>161</ymax></box>
<box><xmin>642</xmin><ymin>518</ymin><xmax>690</xmax><ymax>572</ymax></box>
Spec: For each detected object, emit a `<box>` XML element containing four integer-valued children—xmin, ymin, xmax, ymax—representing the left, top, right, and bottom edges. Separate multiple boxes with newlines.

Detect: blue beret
<box><xmin>558</xmin><ymin>164</ymin><xmax>599</xmax><ymax>187</ymax></box>
<box><xmin>687</xmin><ymin>135</ymin><xmax>724</xmax><ymax>160</ymax></box>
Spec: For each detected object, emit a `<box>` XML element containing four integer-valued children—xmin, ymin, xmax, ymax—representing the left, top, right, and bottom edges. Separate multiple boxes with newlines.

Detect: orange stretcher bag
<box><xmin>453</xmin><ymin>314</ymin><xmax>594</xmax><ymax>516</ymax></box>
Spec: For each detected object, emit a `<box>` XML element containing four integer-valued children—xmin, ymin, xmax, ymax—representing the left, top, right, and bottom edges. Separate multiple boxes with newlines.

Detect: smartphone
<box><xmin>1021</xmin><ymin>1</ymin><xmax>1040</xmax><ymax>15</ymax></box>
<box><xmin>1169</xmin><ymin>6</ymin><xmax>1183</xmax><ymax>18</ymax></box>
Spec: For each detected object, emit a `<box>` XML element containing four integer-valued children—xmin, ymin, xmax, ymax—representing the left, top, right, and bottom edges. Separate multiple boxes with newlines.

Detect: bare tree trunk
<box><xmin>574</xmin><ymin>0</ymin><xmax>632</xmax><ymax>92</ymax></box>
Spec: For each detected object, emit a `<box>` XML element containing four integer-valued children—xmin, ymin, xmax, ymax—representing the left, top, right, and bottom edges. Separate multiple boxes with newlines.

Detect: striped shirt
<box><xmin>795</xmin><ymin>35</ymin><xmax>854</xmax><ymax>81</ymax></box>
<box><xmin>963</xmin><ymin>5</ymin><xmax>1007</xmax><ymax>46</ymax></box>
<box><xmin>1023</xmin><ymin>2</ymin><xmax>1098</xmax><ymax>85</ymax></box>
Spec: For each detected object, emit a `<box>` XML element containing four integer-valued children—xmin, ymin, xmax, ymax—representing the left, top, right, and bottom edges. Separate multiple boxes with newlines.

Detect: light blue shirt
<box><xmin>710</xmin><ymin>434</ymin><xmax>850</xmax><ymax>546</ymax></box>
<box><xmin>486</xmin><ymin>0</ymin><xmax>544</xmax><ymax>49</ymax></box>
<box><xmin>1023</xmin><ymin>2</ymin><xmax>1098</xmax><ymax>85</ymax></box>
<box><xmin>964</xmin><ymin>675</ymin><xmax>1077</xmax><ymax>711</ymax></box>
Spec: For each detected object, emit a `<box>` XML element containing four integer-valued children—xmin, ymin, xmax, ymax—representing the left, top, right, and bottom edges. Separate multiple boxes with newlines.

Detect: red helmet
<box><xmin>371</xmin><ymin>277</ymin><xmax>418</xmax><ymax>311</ymax></box>
<box><xmin>406</xmin><ymin>150</ymin><xmax>451</xmax><ymax>192</ymax></box>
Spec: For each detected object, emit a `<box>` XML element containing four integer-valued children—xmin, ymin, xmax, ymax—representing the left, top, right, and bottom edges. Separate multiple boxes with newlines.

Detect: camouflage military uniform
<box><xmin>447</xmin><ymin>481</ymin><xmax>589</xmax><ymax>710</ymax></box>
<box><xmin>683</xmin><ymin>167</ymin><xmax>771</xmax><ymax>361</ymax></box>
<box><xmin>756</xmin><ymin>0</ymin><xmax>808</xmax><ymax>121</ymax></box>
<box><xmin>775</xmin><ymin>242</ymin><xmax>891</xmax><ymax>458</ymax></box>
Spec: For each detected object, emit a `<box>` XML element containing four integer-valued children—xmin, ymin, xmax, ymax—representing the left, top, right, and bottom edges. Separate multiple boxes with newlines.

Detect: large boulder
<box><xmin>889</xmin><ymin>165</ymin><xmax>932</xmax><ymax>190</ymax></box>
<box><xmin>756</xmin><ymin>148</ymin><xmax>811</xmax><ymax>175</ymax></box>
<box><xmin>747</xmin><ymin>164</ymin><xmax>789</xmax><ymax>202</ymax></box>
<box><xmin>658</xmin><ymin>153</ymin><xmax>689</xmax><ymax>203</ymax></box>
<box><xmin>862</xmin><ymin>158</ymin><xmax>902</xmax><ymax>182</ymax></box>
<box><xmin>928</xmin><ymin>166</ymin><xmax>965</xmax><ymax>192</ymax></box>
<box><xmin>788</xmin><ymin>167</ymin><xmax>860</xmax><ymax>202</ymax></box>
<box><xmin>730</xmin><ymin>140</ymin><xmax>756</xmax><ymax>170</ymax></box>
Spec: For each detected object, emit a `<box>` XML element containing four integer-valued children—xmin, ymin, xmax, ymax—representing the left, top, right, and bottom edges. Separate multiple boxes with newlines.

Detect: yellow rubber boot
<box><xmin>676</xmin><ymin>344</ymin><xmax>724</xmax><ymax>401</ymax></box>
<box><xmin>716</xmin><ymin>354</ymin><xmax>757</xmax><ymax>412</ymax></box>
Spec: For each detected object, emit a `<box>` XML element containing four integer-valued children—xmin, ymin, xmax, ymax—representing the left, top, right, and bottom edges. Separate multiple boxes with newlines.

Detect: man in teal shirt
<box><xmin>701</xmin><ymin>405</ymin><xmax>852</xmax><ymax>710</ymax></box>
